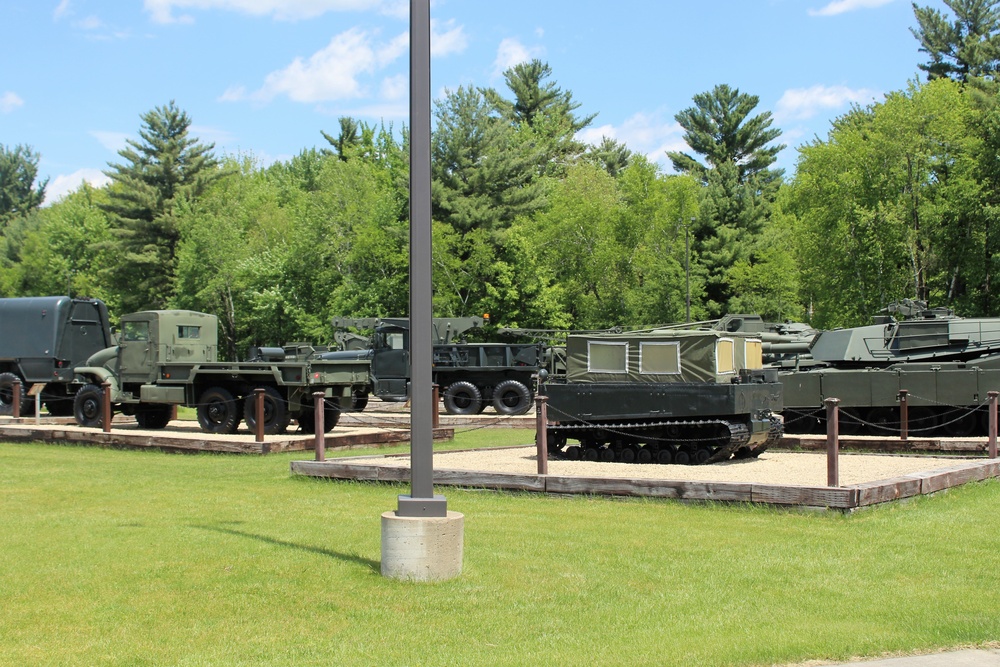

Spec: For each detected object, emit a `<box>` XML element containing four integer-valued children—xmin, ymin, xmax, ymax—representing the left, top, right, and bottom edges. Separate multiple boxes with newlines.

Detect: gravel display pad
<box><xmin>371</xmin><ymin>447</ymin><xmax>970</xmax><ymax>487</ymax></box>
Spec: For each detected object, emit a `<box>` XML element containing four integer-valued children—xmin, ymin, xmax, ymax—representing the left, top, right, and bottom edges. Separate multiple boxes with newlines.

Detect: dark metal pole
<box><xmin>397</xmin><ymin>0</ymin><xmax>446</xmax><ymax>518</ymax></box>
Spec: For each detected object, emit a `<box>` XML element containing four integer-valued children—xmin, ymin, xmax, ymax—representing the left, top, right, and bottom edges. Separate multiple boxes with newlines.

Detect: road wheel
<box><xmin>73</xmin><ymin>384</ymin><xmax>106</xmax><ymax>428</ymax></box>
<box><xmin>243</xmin><ymin>386</ymin><xmax>290</xmax><ymax>435</ymax></box>
<box><xmin>0</xmin><ymin>372</ymin><xmax>27</xmax><ymax>416</ymax></box>
<box><xmin>443</xmin><ymin>381</ymin><xmax>482</xmax><ymax>415</ymax></box>
<box><xmin>136</xmin><ymin>404</ymin><xmax>172</xmax><ymax>429</ymax></box>
<box><xmin>198</xmin><ymin>387</ymin><xmax>240</xmax><ymax>434</ymax></box>
<box><xmin>492</xmin><ymin>379</ymin><xmax>532</xmax><ymax>415</ymax></box>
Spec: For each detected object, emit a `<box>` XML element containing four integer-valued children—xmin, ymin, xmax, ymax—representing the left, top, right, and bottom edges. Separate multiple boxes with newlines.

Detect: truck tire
<box><xmin>197</xmin><ymin>386</ymin><xmax>241</xmax><ymax>434</ymax></box>
<box><xmin>44</xmin><ymin>396</ymin><xmax>75</xmax><ymax>417</ymax></box>
<box><xmin>351</xmin><ymin>390</ymin><xmax>369</xmax><ymax>412</ymax></box>
<box><xmin>492</xmin><ymin>379</ymin><xmax>532</xmax><ymax>415</ymax></box>
<box><xmin>298</xmin><ymin>397</ymin><xmax>341</xmax><ymax>434</ymax></box>
<box><xmin>0</xmin><ymin>372</ymin><xmax>26</xmax><ymax>416</ymax></box>
<box><xmin>443</xmin><ymin>381</ymin><xmax>482</xmax><ymax>415</ymax></box>
<box><xmin>243</xmin><ymin>386</ymin><xmax>290</xmax><ymax>435</ymax></box>
<box><xmin>73</xmin><ymin>384</ymin><xmax>106</xmax><ymax>428</ymax></box>
<box><xmin>136</xmin><ymin>404</ymin><xmax>173</xmax><ymax>429</ymax></box>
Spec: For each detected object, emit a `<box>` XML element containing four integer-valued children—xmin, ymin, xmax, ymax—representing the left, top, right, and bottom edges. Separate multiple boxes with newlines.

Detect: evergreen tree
<box><xmin>912</xmin><ymin>0</ymin><xmax>1000</xmax><ymax>81</ymax></box>
<box><xmin>586</xmin><ymin>136</ymin><xmax>633</xmax><ymax>177</ymax></box>
<box><xmin>101</xmin><ymin>101</ymin><xmax>224</xmax><ymax>311</ymax></box>
<box><xmin>666</xmin><ymin>84</ymin><xmax>785</xmax><ymax>316</ymax></box>
<box><xmin>0</xmin><ymin>144</ymin><xmax>47</xmax><ymax>226</ymax></box>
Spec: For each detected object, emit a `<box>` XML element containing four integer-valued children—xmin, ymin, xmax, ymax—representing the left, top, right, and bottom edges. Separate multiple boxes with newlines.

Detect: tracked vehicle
<box><xmin>542</xmin><ymin>329</ymin><xmax>783</xmax><ymax>464</ymax></box>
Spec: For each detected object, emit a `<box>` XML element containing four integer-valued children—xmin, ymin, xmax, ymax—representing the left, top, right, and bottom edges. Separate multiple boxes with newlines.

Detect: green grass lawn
<box><xmin>2</xmin><ymin>432</ymin><xmax>999</xmax><ymax>666</ymax></box>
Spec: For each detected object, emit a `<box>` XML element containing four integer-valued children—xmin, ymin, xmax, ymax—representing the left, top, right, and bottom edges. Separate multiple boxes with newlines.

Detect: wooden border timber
<box><xmin>0</xmin><ymin>420</ymin><xmax>453</xmax><ymax>455</ymax></box>
<box><xmin>290</xmin><ymin>453</ymin><xmax>1000</xmax><ymax>511</ymax></box>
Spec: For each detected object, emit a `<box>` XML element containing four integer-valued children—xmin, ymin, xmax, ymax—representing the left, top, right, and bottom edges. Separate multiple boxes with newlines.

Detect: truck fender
<box><xmin>74</xmin><ymin>367</ymin><xmax>120</xmax><ymax>396</ymax></box>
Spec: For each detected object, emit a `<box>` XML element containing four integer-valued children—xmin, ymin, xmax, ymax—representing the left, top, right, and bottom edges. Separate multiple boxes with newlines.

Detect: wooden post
<box><xmin>825</xmin><ymin>397</ymin><xmax>840</xmax><ymax>487</ymax></box>
<box><xmin>314</xmin><ymin>391</ymin><xmax>326</xmax><ymax>462</ymax></box>
<box><xmin>11</xmin><ymin>379</ymin><xmax>20</xmax><ymax>419</ymax></box>
<box><xmin>898</xmin><ymin>389</ymin><xmax>909</xmax><ymax>441</ymax></box>
<box><xmin>102</xmin><ymin>382</ymin><xmax>112</xmax><ymax>434</ymax></box>
<box><xmin>254</xmin><ymin>388</ymin><xmax>265</xmax><ymax>443</ymax></box>
<box><xmin>989</xmin><ymin>391</ymin><xmax>998</xmax><ymax>459</ymax></box>
<box><xmin>432</xmin><ymin>384</ymin><xmax>440</xmax><ymax>430</ymax></box>
<box><xmin>535</xmin><ymin>394</ymin><xmax>549</xmax><ymax>475</ymax></box>
<box><xmin>34</xmin><ymin>391</ymin><xmax>41</xmax><ymax>424</ymax></box>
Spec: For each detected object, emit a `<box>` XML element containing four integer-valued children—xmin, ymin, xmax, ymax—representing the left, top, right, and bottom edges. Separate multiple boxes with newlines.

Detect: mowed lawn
<box><xmin>2</xmin><ymin>431</ymin><xmax>999</xmax><ymax>667</ymax></box>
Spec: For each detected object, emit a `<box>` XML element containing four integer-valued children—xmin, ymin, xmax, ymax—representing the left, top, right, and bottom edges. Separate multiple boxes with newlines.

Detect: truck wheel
<box><xmin>351</xmin><ymin>390</ymin><xmax>369</xmax><ymax>412</ymax></box>
<box><xmin>443</xmin><ymin>381</ymin><xmax>482</xmax><ymax>415</ymax></box>
<box><xmin>198</xmin><ymin>387</ymin><xmax>240</xmax><ymax>434</ymax></box>
<box><xmin>492</xmin><ymin>379</ymin><xmax>532</xmax><ymax>415</ymax></box>
<box><xmin>136</xmin><ymin>404</ymin><xmax>173</xmax><ymax>429</ymax></box>
<box><xmin>44</xmin><ymin>397</ymin><xmax>75</xmax><ymax>417</ymax></box>
<box><xmin>73</xmin><ymin>384</ymin><xmax>105</xmax><ymax>428</ymax></box>
<box><xmin>0</xmin><ymin>372</ymin><xmax>27</xmax><ymax>416</ymax></box>
<box><xmin>298</xmin><ymin>397</ymin><xmax>341</xmax><ymax>434</ymax></box>
<box><xmin>243</xmin><ymin>386</ymin><xmax>290</xmax><ymax>435</ymax></box>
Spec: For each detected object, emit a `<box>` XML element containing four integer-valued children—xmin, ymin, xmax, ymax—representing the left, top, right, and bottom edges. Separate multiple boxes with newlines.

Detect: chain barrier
<box><xmin>784</xmin><ymin>395</ymin><xmax>991</xmax><ymax>437</ymax></box>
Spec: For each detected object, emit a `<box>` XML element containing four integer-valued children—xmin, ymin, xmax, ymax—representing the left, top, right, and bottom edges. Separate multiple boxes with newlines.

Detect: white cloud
<box><xmin>380</xmin><ymin>74</ymin><xmax>407</xmax><ymax>101</ymax></box>
<box><xmin>775</xmin><ymin>84</ymin><xmax>879</xmax><ymax>121</ymax></box>
<box><xmin>809</xmin><ymin>0</ymin><xmax>894</xmax><ymax>17</ymax></box>
<box><xmin>143</xmin><ymin>0</ymin><xmax>393</xmax><ymax>24</ymax></box>
<box><xmin>577</xmin><ymin>110</ymin><xmax>686</xmax><ymax>171</ymax></box>
<box><xmin>432</xmin><ymin>19</ymin><xmax>467</xmax><ymax>57</ymax></box>
<box><xmin>1</xmin><ymin>91</ymin><xmax>24</xmax><ymax>113</ymax></box>
<box><xmin>53</xmin><ymin>0</ymin><xmax>72</xmax><ymax>20</ymax></box>
<box><xmin>90</xmin><ymin>130</ymin><xmax>131</xmax><ymax>153</ymax></box>
<box><xmin>45</xmin><ymin>169</ymin><xmax>111</xmax><ymax>204</ymax></box>
<box><xmin>492</xmin><ymin>38</ymin><xmax>545</xmax><ymax>78</ymax></box>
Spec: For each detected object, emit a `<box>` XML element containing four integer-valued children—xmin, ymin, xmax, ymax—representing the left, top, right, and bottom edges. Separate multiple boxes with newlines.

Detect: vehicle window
<box><xmin>123</xmin><ymin>321</ymin><xmax>149</xmax><ymax>342</ymax></box>
<box><xmin>639</xmin><ymin>342</ymin><xmax>680</xmax><ymax>374</ymax></box>
<box><xmin>716</xmin><ymin>338</ymin><xmax>735</xmax><ymax>374</ymax></box>
<box><xmin>177</xmin><ymin>325</ymin><xmax>200</xmax><ymax>339</ymax></box>
<box><xmin>588</xmin><ymin>341</ymin><xmax>628</xmax><ymax>373</ymax></box>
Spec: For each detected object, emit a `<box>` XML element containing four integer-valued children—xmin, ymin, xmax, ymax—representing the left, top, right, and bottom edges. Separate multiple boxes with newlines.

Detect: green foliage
<box><xmin>0</xmin><ymin>143</ymin><xmax>47</xmax><ymax>226</ymax></box>
<box><xmin>912</xmin><ymin>0</ymin><xmax>1000</xmax><ymax>81</ymax></box>
<box><xmin>667</xmin><ymin>84</ymin><xmax>786</xmax><ymax>317</ymax></box>
<box><xmin>788</xmin><ymin>78</ymin><xmax>983</xmax><ymax>326</ymax></box>
<box><xmin>102</xmin><ymin>101</ymin><xmax>226</xmax><ymax>312</ymax></box>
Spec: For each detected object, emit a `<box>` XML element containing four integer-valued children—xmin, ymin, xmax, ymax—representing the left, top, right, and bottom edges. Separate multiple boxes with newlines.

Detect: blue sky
<box><xmin>2</xmin><ymin>0</ymin><xmax>925</xmax><ymax>202</ymax></box>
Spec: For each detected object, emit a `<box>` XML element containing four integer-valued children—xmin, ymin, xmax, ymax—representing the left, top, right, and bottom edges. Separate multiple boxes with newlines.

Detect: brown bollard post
<box><xmin>825</xmin><ymin>397</ymin><xmax>841</xmax><ymax>488</ymax></box>
<box><xmin>432</xmin><ymin>384</ymin><xmax>440</xmax><ymax>430</ymax></box>
<box><xmin>254</xmin><ymin>388</ymin><xmax>265</xmax><ymax>443</ymax></box>
<box><xmin>102</xmin><ymin>382</ymin><xmax>112</xmax><ymax>433</ymax></box>
<box><xmin>314</xmin><ymin>391</ymin><xmax>326</xmax><ymax>462</ymax></box>
<box><xmin>535</xmin><ymin>394</ymin><xmax>549</xmax><ymax>476</ymax></box>
<box><xmin>898</xmin><ymin>389</ymin><xmax>909</xmax><ymax>441</ymax></box>
<box><xmin>989</xmin><ymin>391</ymin><xmax>998</xmax><ymax>459</ymax></box>
<box><xmin>11</xmin><ymin>379</ymin><xmax>20</xmax><ymax>419</ymax></box>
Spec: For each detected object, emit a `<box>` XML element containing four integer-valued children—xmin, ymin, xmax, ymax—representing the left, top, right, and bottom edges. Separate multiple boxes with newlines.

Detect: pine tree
<box><xmin>0</xmin><ymin>144</ymin><xmax>47</xmax><ymax>226</ymax></box>
<box><xmin>911</xmin><ymin>0</ymin><xmax>1000</xmax><ymax>81</ymax></box>
<box><xmin>102</xmin><ymin>101</ymin><xmax>224</xmax><ymax>311</ymax></box>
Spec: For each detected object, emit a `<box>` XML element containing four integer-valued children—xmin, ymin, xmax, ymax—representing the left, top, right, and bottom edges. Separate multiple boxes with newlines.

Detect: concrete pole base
<box><xmin>381</xmin><ymin>511</ymin><xmax>464</xmax><ymax>582</ymax></box>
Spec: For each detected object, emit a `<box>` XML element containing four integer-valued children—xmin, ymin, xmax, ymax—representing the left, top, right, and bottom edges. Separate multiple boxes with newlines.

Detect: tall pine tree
<box><xmin>912</xmin><ymin>0</ymin><xmax>1000</xmax><ymax>81</ymax></box>
<box><xmin>102</xmin><ymin>101</ymin><xmax>224</xmax><ymax>311</ymax></box>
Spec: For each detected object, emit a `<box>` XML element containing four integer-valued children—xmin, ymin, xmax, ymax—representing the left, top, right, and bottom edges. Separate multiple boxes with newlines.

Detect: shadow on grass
<box><xmin>194</xmin><ymin>523</ymin><xmax>380</xmax><ymax>573</ymax></box>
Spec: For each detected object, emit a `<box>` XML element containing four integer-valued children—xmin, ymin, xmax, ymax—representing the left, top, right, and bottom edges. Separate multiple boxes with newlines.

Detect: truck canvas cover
<box><xmin>564</xmin><ymin>330</ymin><xmax>763</xmax><ymax>384</ymax></box>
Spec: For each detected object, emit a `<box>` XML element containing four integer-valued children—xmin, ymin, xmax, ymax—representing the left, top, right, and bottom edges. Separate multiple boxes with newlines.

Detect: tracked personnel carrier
<box><xmin>542</xmin><ymin>329</ymin><xmax>783</xmax><ymax>464</ymax></box>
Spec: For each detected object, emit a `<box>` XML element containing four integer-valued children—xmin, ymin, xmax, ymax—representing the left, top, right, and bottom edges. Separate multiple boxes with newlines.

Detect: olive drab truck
<box><xmin>0</xmin><ymin>296</ymin><xmax>115</xmax><ymax>416</ymax></box>
<box><xmin>541</xmin><ymin>328</ymin><xmax>783</xmax><ymax>465</ymax></box>
<box><xmin>323</xmin><ymin>316</ymin><xmax>544</xmax><ymax>415</ymax></box>
<box><xmin>71</xmin><ymin>310</ymin><xmax>370</xmax><ymax>434</ymax></box>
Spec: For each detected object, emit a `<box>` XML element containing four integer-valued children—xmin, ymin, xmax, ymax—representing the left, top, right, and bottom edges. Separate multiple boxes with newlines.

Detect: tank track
<box><xmin>548</xmin><ymin>418</ymin><xmax>751</xmax><ymax>465</ymax></box>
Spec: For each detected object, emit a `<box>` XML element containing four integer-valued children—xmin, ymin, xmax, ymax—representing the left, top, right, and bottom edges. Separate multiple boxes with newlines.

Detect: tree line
<box><xmin>3</xmin><ymin>0</ymin><xmax>1000</xmax><ymax>355</ymax></box>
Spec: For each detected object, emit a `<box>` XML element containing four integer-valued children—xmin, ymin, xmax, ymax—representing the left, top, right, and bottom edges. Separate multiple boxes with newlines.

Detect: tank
<box><xmin>770</xmin><ymin>300</ymin><xmax>1000</xmax><ymax>437</ymax></box>
<box><xmin>541</xmin><ymin>328</ymin><xmax>783</xmax><ymax>465</ymax></box>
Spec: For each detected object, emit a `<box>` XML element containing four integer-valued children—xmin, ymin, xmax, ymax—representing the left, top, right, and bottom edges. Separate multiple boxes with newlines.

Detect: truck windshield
<box><xmin>123</xmin><ymin>321</ymin><xmax>149</xmax><ymax>342</ymax></box>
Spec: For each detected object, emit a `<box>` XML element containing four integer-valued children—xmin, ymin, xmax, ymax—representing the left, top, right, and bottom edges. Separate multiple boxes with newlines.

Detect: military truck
<box><xmin>71</xmin><ymin>310</ymin><xmax>370</xmax><ymax>434</ymax></box>
<box><xmin>323</xmin><ymin>316</ymin><xmax>543</xmax><ymax>415</ymax></box>
<box><xmin>541</xmin><ymin>328</ymin><xmax>783</xmax><ymax>464</ymax></box>
<box><xmin>0</xmin><ymin>296</ymin><xmax>115</xmax><ymax>416</ymax></box>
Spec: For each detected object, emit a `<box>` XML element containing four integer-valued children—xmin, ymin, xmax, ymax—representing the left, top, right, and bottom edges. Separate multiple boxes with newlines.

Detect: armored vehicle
<box><xmin>324</xmin><ymin>316</ymin><xmax>543</xmax><ymax>415</ymax></box>
<box><xmin>542</xmin><ymin>329</ymin><xmax>783</xmax><ymax>464</ymax></box>
<box><xmin>0</xmin><ymin>296</ymin><xmax>114</xmax><ymax>416</ymax></box>
<box><xmin>71</xmin><ymin>310</ymin><xmax>370</xmax><ymax>434</ymax></box>
<box><xmin>768</xmin><ymin>301</ymin><xmax>1000</xmax><ymax>436</ymax></box>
